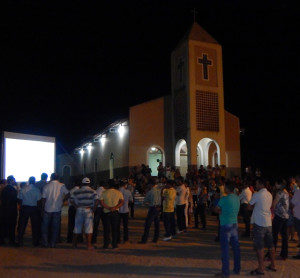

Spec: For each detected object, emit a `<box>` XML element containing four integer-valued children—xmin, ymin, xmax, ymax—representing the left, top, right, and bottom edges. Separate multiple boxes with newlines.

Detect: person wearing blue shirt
<box><xmin>17</xmin><ymin>176</ymin><xmax>42</xmax><ymax>246</ymax></box>
<box><xmin>138</xmin><ymin>178</ymin><xmax>161</xmax><ymax>244</ymax></box>
<box><xmin>118</xmin><ymin>180</ymin><xmax>133</xmax><ymax>243</ymax></box>
<box><xmin>214</xmin><ymin>181</ymin><xmax>241</xmax><ymax>278</ymax></box>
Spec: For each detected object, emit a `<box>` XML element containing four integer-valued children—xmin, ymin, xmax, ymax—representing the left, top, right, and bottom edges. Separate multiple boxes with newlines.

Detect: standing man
<box><xmin>17</xmin><ymin>176</ymin><xmax>41</xmax><ymax>246</ymax></box>
<box><xmin>70</xmin><ymin>177</ymin><xmax>98</xmax><ymax>250</ymax></box>
<box><xmin>34</xmin><ymin>173</ymin><xmax>48</xmax><ymax>194</ymax></box>
<box><xmin>118</xmin><ymin>180</ymin><xmax>133</xmax><ymax>243</ymax></box>
<box><xmin>127</xmin><ymin>177</ymin><xmax>136</xmax><ymax>219</ymax></box>
<box><xmin>291</xmin><ymin>183</ymin><xmax>300</xmax><ymax>259</ymax></box>
<box><xmin>194</xmin><ymin>183</ymin><xmax>208</xmax><ymax>230</ymax></box>
<box><xmin>239</xmin><ymin>179</ymin><xmax>252</xmax><ymax>237</ymax></box>
<box><xmin>248</xmin><ymin>178</ymin><xmax>276</xmax><ymax>275</ymax></box>
<box><xmin>34</xmin><ymin>172</ymin><xmax>48</xmax><ymax>242</ymax></box>
<box><xmin>175</xmin><ymin>176</ymin><xmax>187</xmax><ymax>234</ymax></box>
<box><xmin>1</xmin><ymin>175</ymin><xmax>18</xmax><ymax>245</ymax></box>
<box><xmin>92</xmin><ymin>181</ymin><xmax>106</xmax><ymax>244</ymax></box>
<box><xmin>139</xmin><ymin>178</ymin><xmax>161</xmax><ymax>243</ymax></box>
<box><xmin>41</xmin><ymin>173</ymin><xmax>69</xmax><ymax>248</ymax></box>
<box><xmin>100</xmin><ymin>179</ymin><xmax>124</xmax><ymax>249</ymax></box>
<box><xmin>162</xmin><ymin>179</ymin><xmax>176</xmax><ymax>241</ymax></box>
<box><xmin>67</xmin><ymin>179</ymin><xmax>80</xmax><ymax>243</ymax></box>
<box><xmin>157</xmin><ymin>162</ymin><xmax>164</xmax><ymax>179</ymax></box>
<box><xmin>0</xmin><ymin>179</ymin><xmax>7</xmax><ymax>245</ymax></box>
<box><xmin>214</xmin><ymin>181</ymin><xmax>241</xmax><ymax>278</ymax></box>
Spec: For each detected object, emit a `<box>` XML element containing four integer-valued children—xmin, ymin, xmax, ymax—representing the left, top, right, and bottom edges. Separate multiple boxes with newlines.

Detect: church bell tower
<box><xmin>171</xmin><ymin>22</ymin><xmax>227</xmax><ymax>171</ymax></box>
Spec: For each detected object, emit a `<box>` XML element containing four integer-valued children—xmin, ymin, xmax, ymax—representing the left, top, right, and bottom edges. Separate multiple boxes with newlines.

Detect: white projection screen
<box><xmin>2</xmin><ymin>131</ymin><xmax>56</xmax><ymax>182</ymax></box>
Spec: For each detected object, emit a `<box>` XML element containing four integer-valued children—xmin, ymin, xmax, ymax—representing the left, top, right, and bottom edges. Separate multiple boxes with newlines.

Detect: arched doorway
<box><xmin>175</xmin><ymin>139</ymin><xmax>188</xmax><ymax>177</ymax></box>
<box><xmin>147</xmin><ymin>146</ymin><xmax>163</xmax><ymax>177</ymax></box>
<box><xmin>197</xmin><ymin>138</ymin><xmax>220</xmax><ymax>168</ymax></box>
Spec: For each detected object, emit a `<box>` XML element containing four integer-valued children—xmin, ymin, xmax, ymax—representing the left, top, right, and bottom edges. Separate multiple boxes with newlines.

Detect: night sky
<box><xmin>1</xmin><ymin>1</ymin><xmax>299</xmax><ymax>178</ymax></box>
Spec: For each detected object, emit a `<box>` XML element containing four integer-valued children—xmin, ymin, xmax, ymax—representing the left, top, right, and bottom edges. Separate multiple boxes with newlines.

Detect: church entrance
<box><xmin>197</xmin><ymin>138</ymin><xmax>220</xmax><ymax>168</ymax></box>
<box><xmin>175</xmin><ymin>139</ymin><xmax>188</xmax><ymax>178</ymax></box>
<box><xmin>148</xmin><ymin>146</ymin><xmax>163</xmax><ymax>177</ymax></box>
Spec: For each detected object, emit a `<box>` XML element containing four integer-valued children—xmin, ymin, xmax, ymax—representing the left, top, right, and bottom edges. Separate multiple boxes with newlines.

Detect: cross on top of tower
<box><xmin>190</xmin><ymin>8</ymin><xmax>199</xmax><ymax>23</ymax></box>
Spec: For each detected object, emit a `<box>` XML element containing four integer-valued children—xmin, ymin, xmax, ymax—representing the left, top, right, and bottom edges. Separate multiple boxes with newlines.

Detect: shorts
<box><xmin>253</xmin><ymin>223</ymin><xmax>274</xmax><ymax>250</ymax></box>
<box><xmin>74</xmin><ymin>207</ymin><xmax>94</xmax><ymax>234</ymax></box>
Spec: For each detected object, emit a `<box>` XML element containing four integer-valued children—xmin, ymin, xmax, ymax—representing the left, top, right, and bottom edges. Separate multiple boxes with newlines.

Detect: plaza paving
<box><xmin>1</xmin><ymin>206</ymin><xmax>300</xmax><ymax>278</ymax></box>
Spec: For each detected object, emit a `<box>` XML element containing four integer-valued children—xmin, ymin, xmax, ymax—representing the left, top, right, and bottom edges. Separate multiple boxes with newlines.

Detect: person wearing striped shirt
<box><xmin>70</xmin><ymin>177</ymin><xmax>98</xmax><ymax>250</ymax></box>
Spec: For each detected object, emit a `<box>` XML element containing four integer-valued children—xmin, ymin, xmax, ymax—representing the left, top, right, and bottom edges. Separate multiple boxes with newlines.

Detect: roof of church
<box><xmin>177</xmin><ymin>22</ymin><xmax>219</xmax><ymax>47</ymax></box>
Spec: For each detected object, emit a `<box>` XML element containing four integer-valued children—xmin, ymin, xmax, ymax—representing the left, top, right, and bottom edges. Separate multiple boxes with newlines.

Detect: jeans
<box><xmin>3</xmin><ymin>207</ymin><xmax>17</xmax><ymax>244</ymax></box>
<box><xmin>240</xmin><ymin>203</ymin><xmax>251</xmax><ymax>235</ymax></box>
<box><xmin>194</xmin><ymin>203</ymin><xmax>206</xmax><ymax>228</ymax></box>
<box><xmin>272</xmin><ymin>214</ymin><xmax>288</xmax><ymax>258</ymax></box>
<box><xmin>220</xmin><ymin>223</ymin><xmax>241</xmax><ymax>276</ymax></box>
<box><xmin>176</xmin><ymin>204</ymin><xmax>186</xmax><ymax>231</ymax></box>
<box><xmin>103</xmin><ymin>211</ymin><xmax>120</xmax><ymax>248</ymax></box>
<box><xmin>92</xmin><ymin>207</ymin><xmax>104</xmax><ymax>243</ymax></box>
<box><xmin>294</xmin><ymin>217</ymin><xmax>300</xmax><ymax>241</ymax></box>
<box><xmin>67</xmin><ymin>205</ymin><xmax>76</xmax><ymax>243</ymax></box>
<box><xmin>118</xmin><ymin>212</ymin><xmax>129</xmax><ymax>242</ymax></box>
<box><xmin>129</xmin><ymin>201</ymin><xmax>135</xmax><ymax>218</ymax></box>
<box><xmin>41</xmin><ymin>211</ymin><xmax>61</xmax><ymax>247</ymax></box>
<box><xmin>141</xmin><ymin>206</ymin><xmax>160</xmax><ymax>242</ymax></box>
<box><xmin>163</xmin><ymin>212</ymin><xmax>176</xmax><ymax>237</ymax></box>
<box><xmin>18</xmin><ymin>205</ymin><xmax>39</xmax><ymax>245</ymax></box>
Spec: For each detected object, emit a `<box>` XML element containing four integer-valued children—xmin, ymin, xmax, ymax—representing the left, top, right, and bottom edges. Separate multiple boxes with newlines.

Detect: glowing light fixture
<box><xmin>118</xmin><ymin>125</ymin><xmax>125</xmax><ymax>137</ymax></box>
<box><xmin>100</xmin><ymin>136</ymin><xmax>106</xmax><ymax>144</ymax></box>
<box><xmin>87</xmin><ymin>143</ymin><xmax>92</xmax><ymax>151</ymax></box>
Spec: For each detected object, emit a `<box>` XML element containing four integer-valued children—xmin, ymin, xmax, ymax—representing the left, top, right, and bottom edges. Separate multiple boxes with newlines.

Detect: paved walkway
<box><xmin>1</xmin><ymin>206</ymin><xmax>300</xmax><ymax>278</ymax></box>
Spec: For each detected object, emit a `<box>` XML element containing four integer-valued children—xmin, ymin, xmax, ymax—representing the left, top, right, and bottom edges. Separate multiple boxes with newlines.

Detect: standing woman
<box><xmin>272</xmin><ymin>179</ymin><xmax>289</xmax><ymax>260</ymax></box>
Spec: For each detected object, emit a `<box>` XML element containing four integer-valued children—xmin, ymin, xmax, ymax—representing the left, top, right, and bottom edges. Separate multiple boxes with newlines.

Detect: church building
<box><xmin>58</xmin><ymin>22</ymin><xmax>241</xmax><ymax>187</ymax></box>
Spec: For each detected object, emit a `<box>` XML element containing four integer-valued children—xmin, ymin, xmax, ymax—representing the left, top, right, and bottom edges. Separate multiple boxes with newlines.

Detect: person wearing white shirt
<box><xmin>41</xmin><ymin>173</ymin><xmax>69</xmax><ymax>248</ymax></box>
<box><xmin>248</xmin><ymin>178</ymin><xmax>276</xmax><ymax>275</ymax></box>
<box><xmin>184</xmin><ymin>182</ymin><xmax>191</xmax><ymax>228</ymax></box>
<box><xmin>175</xmin><ymin>177</ymin><xmax>187</xmax><ymax>233</ymax></box>
<box><xmin>118</xmin><ymin>180</ymin><xmax>133</xmax><ymax>243</ymax></box>
<box><xmin>92</xmin><ymin>182</ymin><xmax>106</xmax><ymax>244</ymax></box>
<box><xmin>239</xmin><ymin>180</ymin><xmax>252</xmax><ymax>237</ymax></box>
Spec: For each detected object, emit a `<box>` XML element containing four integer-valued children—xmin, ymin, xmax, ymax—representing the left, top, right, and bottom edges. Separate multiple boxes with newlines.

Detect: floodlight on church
<box><xmin>79</xmin><ymin>149</ymin><xmax>84</xmax><ymax>155</ymax></box>
<box><xmin>87</xmin><ymin>143</ymin><xmax>92</xmax><ymax>151</ymax></box>
<box><xmin>100</xmin><ymin>136</ymin><xmax>106</xmax><ymax>144</ymax></box>
<box><xmin>118</xmin><ymin>125</ymin><xmax>125</xmax><ymax>137</ymax></box>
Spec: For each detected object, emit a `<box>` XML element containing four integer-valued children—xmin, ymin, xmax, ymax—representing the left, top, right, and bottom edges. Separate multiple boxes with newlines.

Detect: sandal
<box><xmin>267</xmin><ymin>265</ymin><xmax>277</xmax><ymax>272</ymax></box>
<box><xmin>250</xmin><ymin>269</ymin><xmax>265</xmax><ymax>275</ymax></box>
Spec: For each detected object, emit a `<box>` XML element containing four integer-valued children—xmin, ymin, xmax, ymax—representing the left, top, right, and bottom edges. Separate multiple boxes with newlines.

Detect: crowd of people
<box><xmin>1</xmin><ymin>164</ymin><xmax>300</xmax><ymax>277</ymax></box>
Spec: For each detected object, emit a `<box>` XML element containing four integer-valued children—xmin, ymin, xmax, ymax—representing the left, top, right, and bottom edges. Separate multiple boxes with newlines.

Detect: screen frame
<box><xmin>1</xmin><ymin>131</ymin><xmax>56</xmax><ymax>182</ymax></box>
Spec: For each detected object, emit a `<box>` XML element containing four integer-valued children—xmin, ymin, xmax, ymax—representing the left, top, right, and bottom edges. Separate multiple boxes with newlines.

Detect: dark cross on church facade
<box><xmin>177</xmin><ymin>57</ymin><xmax>184</xmax><ymax>83</ymax></box>
<box><xmin>198</xmin><ymin>54</ymin><xmax>212</xmax><ymax>80</ymax></box>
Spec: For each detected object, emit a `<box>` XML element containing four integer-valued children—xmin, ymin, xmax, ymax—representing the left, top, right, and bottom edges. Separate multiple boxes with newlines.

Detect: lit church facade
<box><xmin>58</xmin><ymin>22</ymin><xmax>241</xmax><ymax>187</ymax></box>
